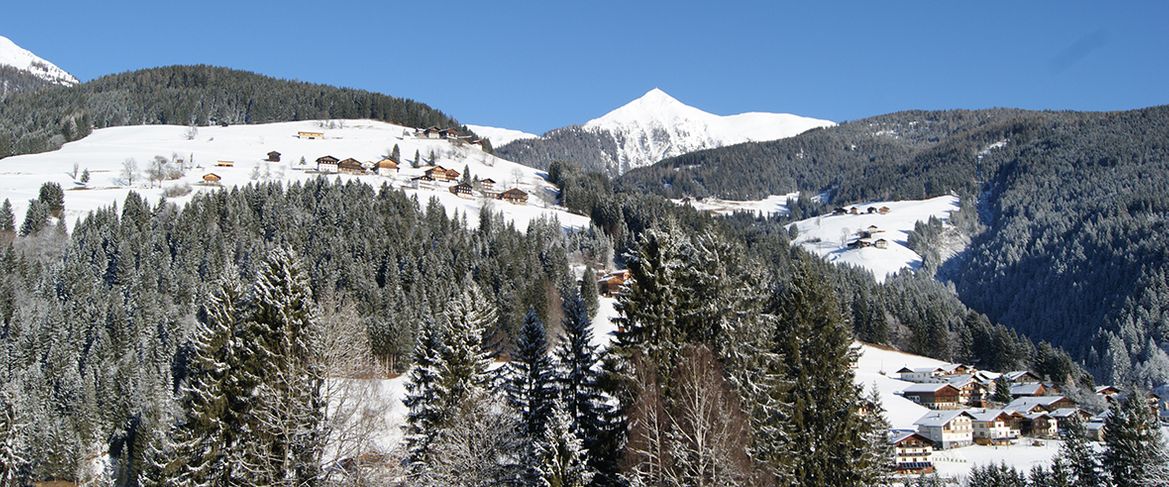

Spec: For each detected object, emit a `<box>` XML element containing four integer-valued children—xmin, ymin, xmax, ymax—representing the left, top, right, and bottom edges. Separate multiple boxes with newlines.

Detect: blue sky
<box><xmin>3</xmin><ymin>1</ymin><xmax>1167</xmax><ymax>134</ymax></box>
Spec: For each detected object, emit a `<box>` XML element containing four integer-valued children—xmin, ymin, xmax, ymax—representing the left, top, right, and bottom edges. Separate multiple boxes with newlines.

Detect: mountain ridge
<box><xmin>0</xmin><ymin>35</ymin><xmax>78</xmax><ymax>86</ymax></box>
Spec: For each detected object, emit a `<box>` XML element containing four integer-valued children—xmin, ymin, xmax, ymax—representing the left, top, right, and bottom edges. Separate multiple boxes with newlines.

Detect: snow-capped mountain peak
<box><xmin>0</xmin><ymin>35</ymin><xmax>78</xmax><ymax>86</ymax></box>
<box><xmin>577</xmin><ymin>88</ymin><xmax>835</xmax><ymax>173</ymax></box>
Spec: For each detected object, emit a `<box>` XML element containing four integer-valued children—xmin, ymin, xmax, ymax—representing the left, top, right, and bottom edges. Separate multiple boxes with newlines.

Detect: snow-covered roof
<box><xmin>1009</xmin><ymin>383</ymin><xmax>1045</xmax><ymax>396</ymax></box>
<box><xmin>914</xmin><ymin>410</ymin><xmax>974</xmax><ymax>427</ymax></box>
<box><xmin>1004</xmin><ymin>396</ymin><xmax>1066</xmax><ymax>412</ymax></box>
<box><xmin>967</xmin><ymin>409</ymin><xmax>1012</xmax><ymax>422</ymax></box>
<box><xmin>1049</xmin><ymin>408</ymin><xmax>1083</xmax><ymax>419</ymax></box>
<box><xmin>902</xmin><ymin>383</ymin><xmax>955</xmax><ymax>394</ymax></box>
<box><xmin>1003</xmin><ymin>371</ymin><xmax>1040</xmax><ymax>382</ymax></box>
<box><xmin>888</xmin><ymin>430</ymin><xmax>931</xmax><ymax>445</ymax></box>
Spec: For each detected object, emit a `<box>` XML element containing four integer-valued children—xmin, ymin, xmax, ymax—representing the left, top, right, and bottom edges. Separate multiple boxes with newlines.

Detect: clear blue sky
<box><xmin>3</xmin><ymin>1</ymin><xmax>1167</xmax><ymax>134</ymax></box>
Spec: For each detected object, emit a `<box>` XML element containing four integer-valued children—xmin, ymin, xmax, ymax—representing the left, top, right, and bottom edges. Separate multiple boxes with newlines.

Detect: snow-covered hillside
<box><xmin>582</xmin><ymin>88</ymin><xmax>833</xmax><ymax>171</ymax></box>
<box><xmin>0</xmin><ymin>35</ymin><xmax>78</xmax><ymax>86</ymax></box>
<box><xmin>465</xmin><ymin>124</ymin><xmax>538</xmax><ymax>146</ymax></box>
<box><xmin>787</xmin><ymin>196</ymin><xmax>960</xmax><ymax>282</ymax></box>
<box><xmin>673</xmin><ymin>192</ymin><xmax>799</xmax><ymax>218</ymax></box>
<box><xmin>0</xmin><ymin>120</ymin><xmax>589</xmax><ymax>232</ymax></box>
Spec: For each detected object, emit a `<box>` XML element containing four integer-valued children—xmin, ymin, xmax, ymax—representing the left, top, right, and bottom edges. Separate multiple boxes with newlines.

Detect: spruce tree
<box><xmin>1102</xmin><ymin>391</ymin><xmax>1169</xmax><ymax>486</ymax></box>
<box><xmin>555</xmin><ymin>291</ymin><xmax>611</xmax><ymax>482</ymax></box>
<box><xmin>992</xmin><ymin>376</ymin><xmax>1014</xmax><ymax>405</ymax></box>
<box><xmin>391</xmin><ymin>144</ymin><xmax>401</xmax><ymax>162</ymax></box>
<box><xmin>0</xmin><ymin>200</ymin><xmax>14</xmax><ymax>245</ymax></box>
<box><xmin>412</xmin><ymin>149</ymin><xmax>421</xmax><ymax>168</ymax></box>
<box><xmin>858</xmin><ymin>386</ymin><xmax>894</xmax><ymax>486</ymax></box>
<box><xmin>579</xmin><ymin>266</ymin><xmax>599</xmax><ymax>319</ymax></box>
<box><xmin>403</xmin><ymin>318</ymin><xmax>447</xmax><ymax>477</ymax></box>
<box><xmin>1060</xmin><ymin>415</ymin><xmax>1104</xmax><ymax>486</ymax></box>
<box><xmin>0</xmin><ymin>390</ymin><xmax>25</xmax><ymax>486</ymax></box>
<box><xmin>163</xmin><ymin>271</ymin><xmax>246</xmax><ymax>485</ymax></box>
<box><xmin>774</xmin><ymin>259</ymin><xmax>872</xmax><ymax>485</ymax></box>
<box><xmin>18</xmin><ymin>199</ymin><xmax>49</xmax><ymax>237</ymax></box>
<box><xmin>439</xmin><ymin>283</ymin><xmax>496</xmax><ymax>414</ymax></box>
<box><xmin>37</xmin><ymin>183</ymin><xmax>65</xmax><ymax>219</ymax></box>
<box><xmin>503</xmin><ymin>309</ymin><xmax>557</xmax><ymax>483</ymax></box>
<box><xmin>540</xmin><ymin>403</ymin><xmax>594</xmax><ymax>487</ymax></box>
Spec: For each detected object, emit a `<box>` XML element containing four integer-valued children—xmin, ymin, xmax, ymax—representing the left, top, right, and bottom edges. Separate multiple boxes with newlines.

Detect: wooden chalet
<box><xmin>297</xmin><ymin>131</ymin><xmax>324</xmax><ymax>139</ymax></box>
<box><xmin>416</xmin><ymin>126</ymin><xmax>442</xmax><ymax>139</ymax></box>
<box><xmin>889</xmin><ymin>431</ymin><xmax>935</xmax><ymax>475</ymax></box>
<box><xmin>969</xmin><ymin>410</ymin><xmax>1019</xmax><ymax>446</ymax></box>
<box><xmin>316</xmin><ymin>155</ymin><xmax>340</xmax><ymax>173</ymax></box>
<box><xmin>832</xmin><ymin>207</ymin><xmax>848</xmax><ymax>216</ymax></box>
<box><xmin>202</xmin><ymin>173</ymin><xmax>222</xmax><ymax>185</ymax></box>
<box><xmin>266</xmin><ymin>151</ymin><xmax>281</xmax><ymax>162</ymax></box>
<box><xmin>1003</xmin><ymin>370</ymin><xmax>1042</xmax><ymax>383</ymax></box>
<box><xmin>878</xmin><ymin>206</ymin><xmax>891</xmax><ymax>214</ymax></box>
<box><xmin>867</xmin><ymin>206</ymin><xmax>878</xmax><ymax>214</ymax></box>
<box><xmin>914</xmin><ymin>410</ymin><xmax>974</xmax><ymax>449</ymax></box>
<box><xmin>500</xmin><ymin>188</ymin><xmax>528</xmax><ymax>205</ymax></box>
<box><xmin>874</xmin><ymin>239</ymin><xmax>889</xmax><ymax>249</ymax></box>
<box><xmin>849</xmin><ymin>207</ymin><xmax>860</xmax><ymax>215</ymax></box>
<box><xmin>479</xmin><ymin>178</ymin><xmax>497</xmax><ymax>191</ymax></box>
<box><xmin>597</xmin><ymin>270</ymin><xmax>632</xmax><ymax>297</ymax></box>
<box><xmin>1009</xmin><ymin>383</ymin><xmax>1050</xmax><ymax>399</ymax></box>
<box><xmin>338</xmin><ymin>158</ymin><xmax>365</xmax><ymax>175</ymax></box>
<box><xmin>377</xmin><ymin>158</ymin><xmax>400</xmax><ymax>176</ymax></box>
<box><xmin>902</xmin><ymin>384</ymin><xmax>962</xmax><ymax>410</ymax></box>
<box><xmin>215</xmin><ymin>160</ymin><xmax>235</xmax><ymax>168</ymax></box>
<box><xmin>1004</xmin><ymin>396</ymin><xmax>1076</xmax><ymax>414</ymax></box>
<box><xmin>449</xmin><ymin>182</ymin><xmax>473</xmax><ymax>198</ymax></box>
<box><xmin>425</xmin><ymin>166</ymin><xmax>454</xmax><ymax>182</ymax></box>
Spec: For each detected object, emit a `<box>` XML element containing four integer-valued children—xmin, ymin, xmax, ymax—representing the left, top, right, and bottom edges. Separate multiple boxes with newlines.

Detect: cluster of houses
<box><xmin>413</xmin><ymin>126</ymin><xmax>492</xmax><ymax>149</ymax></box>
<box><xmin>312</xmin><ymin>155</ymin><xmax>529</xmax><ymax>205</ymax></box>
<box><xmin>834</xmin><ymin>205</ymin><xmax>891</xmax><ymax>216</ymax></box>
<box><xmin>883</xmin><ymin>363</ymin><xmax>1139</xmax><ymax>476</ymax></box>
<box><xmin>847</xmin><ymin>224</ymin><xmax>890</xmax><ymax>250</ymax></box>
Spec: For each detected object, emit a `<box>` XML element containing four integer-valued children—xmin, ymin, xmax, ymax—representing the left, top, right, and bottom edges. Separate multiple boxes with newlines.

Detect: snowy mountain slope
<box><xmin>494</xmin><ymin>88</ymin><xmax>834</xmax><ymax>175</ymax></box>
<box><xmin>0</xmin><ymin>120</ymin><xmax>589</xmax><ymax>232</ymax></box>
<box><xmin>465</xmin><ymin>124</ymin><xmax>538</xmax><ymax>146</ymax></box>
<box><xmin>0</xmin><ymin>35</ymin><xmax>78</xmax><ymax>86</ymax></box>
<box><xmin>672</xmin><ymin>192</ymin><xmax>799</xmax><ymax>217</ymax></box>
<box><xmin>787</xmin><ymin>196</ymin><xmax>960</xmax><ymax>282</ymax></box>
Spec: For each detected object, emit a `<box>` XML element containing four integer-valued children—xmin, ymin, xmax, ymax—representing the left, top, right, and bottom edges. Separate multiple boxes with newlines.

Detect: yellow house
<box><xmin>297</xmin><ymin>131</ymin><xmax>325</xmax><ymax>139</ymax></box>
<box><xmin>215</xmin><ymin>160</ymin><xmax>235</xmax><ymax>168</ymax></box>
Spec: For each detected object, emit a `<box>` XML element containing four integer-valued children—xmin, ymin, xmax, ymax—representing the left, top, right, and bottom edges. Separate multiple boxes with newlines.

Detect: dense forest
<box><xmin>0</xmin><ymin>65</ymin><xmax>467</xmax><ymax>158</ymax></box>
<box><xmin>3</xmin><ymin>171</ymin><xmax>1135</xmax><ymax>484</ymax></box>
<box><xmin>0</xmin><ymin>66</ymin><xmax>52</xmax><ymax>102</ymax></box>
<box><xmin>495</xmin><ymin>125</ymin><xmax>631</xmax><ymax>175</ymax></box>
<box><xmin>613</xmin><ymin>106</ymin><xmax>1169</xmax><ymax>386</ymax></box>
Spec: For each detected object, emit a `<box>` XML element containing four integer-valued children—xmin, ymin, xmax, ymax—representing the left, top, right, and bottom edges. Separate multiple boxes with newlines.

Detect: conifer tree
<box><xmin>555</xmin><ymin>292</ymin><xmax>607</xmax><ymax>472</ymax></box>
<box><xmin>37</xmin><ymin>183</ymin><xmax>65</xmax><ymax>219</ymax></box>
<box><xmin>439</xmin><ymin>283</ymin><xmax>496</xmax><ymax>414</ymax></box>
<box><xmin>540</xmin><ymin>403</ymin><xmax>594</xmax><ymax>487</ymax></box>
<box><xmin>412</xmin><ymin>149</ymin><xmax>421</xmax><ymax>168</ymax></box>
<box><xmin>1059</xmin><ymin>415</ymin><xmax>1104</xmax><ymax>486</ymax></box>
<box><xmin>503</xmin><ymin>309</ymin><xmax>557</xmax><ymax>483</ymax></box>
<box><xmin>1102</xmin><ymin>390</ymin><xmax>1169</xmax><ymax>486</ymax></box>
<box><xmin>773</xmin><ymin>259</ymin><xmax>874</xmax><ymax>485</ymax></box>
<box><xmin>18</xmin><ymin>199</ymin><xmax>49</xmax><ymax>237</ymax></box>
<box><xmin>391</xmin><ymin>144</ymin><xmax>401</xmax><ymax>162</ymax></box>
<box><xmin>992</xmin><ymin>376</ymin><xmax>1014</xmax><ymax>405</ymax></box>
<box><xmin>163</xmin><ymin>272</ymin><xmax>246</xmax><ymax>485</ymax></box>
<box><xmin>858</xmin><ymin>386</ymin><xmax>894</xmax><ymax>486</ymax></box>
<box><xmin>580</xmin><ymin>266</ymin><xmax>599</xmax><ymax>319</ymax></box>
<box><xmin>0</xmin><ymin>390</ymin><xmax>25</xmax><ymax>486</ymax></box>
<box><xmin>0</xmin><ymin>200</ymin><xmax>14</xmax><ymax>245</ymax></box>
<box><xmin>402</xmin><ymin>318</ymin><xmax>447</xmax><ymax>478</ymax></box>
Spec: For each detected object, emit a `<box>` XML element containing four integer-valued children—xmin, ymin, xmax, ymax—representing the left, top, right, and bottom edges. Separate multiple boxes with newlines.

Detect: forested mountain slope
<box><xmin>0</xmin><ymin>65</ymin><xmax>465</xmax><ymax>158</ymax></box>
<box><xmin>618</xmin><ymin>105</ymin><xmax>1169</xmax><ymax>385</ymax></box>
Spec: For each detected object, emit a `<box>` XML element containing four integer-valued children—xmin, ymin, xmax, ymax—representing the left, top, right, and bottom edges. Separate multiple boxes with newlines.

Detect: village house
<box><xmin>879</xmin><ymin>206</ymin><xmax>891</xmax><ymax>214</ymax></box>
<box><xmin>1095</xmin><ymin>385</ymin><xmax>1122</xmax><ymax>398</ymax></box>
<box><xmin>1022</xmin><ymin>412</ymin><xmax>1060</xmax><ymax>438</ymax></box>
<box><xmin>216</xmin><ymin>160</ymin><xmax>235</xmax><ymax>168</ymax></box>
<box><xmin>597</xmin><ymin>269</ymin><xmax>632</xmax><ymax>297</ymax></box>
<box><xmin>867</xmin><ymin>206</ymin><xmax>878</xmax><ymax>214</ymax></box>
<box><xmin>832</xmin><ymin>207</ymin><xmax>848</xmax><ymax>216</ymax></box>
<box><xmin>377</xmin><ymin>158</ymin><xmax>400</xmax><ymax>177</ymax></box>
<box><xmin>914</xmin><ymin>410</ymin><xmax>974</xmax><ymax>449</ymax></box>
<box><xmin>266</xmin><ymin>151</ymin><xmax>281</xmax><ymax>162</ymax></box>
<box><xmin>889</xmin><ymin>431</ymin><xmax>935</xmax><ymax>475</ymax></box>
<box><xmin>479</xmin><ymin>178</ymin><xmax>497</xmax><ymax>191</ymax></box>
<box><xmin>500</xmin><ymin>188</ymin><xmax>528</xmax><ymax>205</ymax></box>
<box><xmin>297</xmin><ymin>131</ymin><xmax>325</xmax><ymax>139</ymax></box>
<box><xmin>874</xmin><ymin>239</ymin><xmax>889</xmax><ymax>249</ymax></box>
<box><xmin>424</xmin><ymin>166</ymin><xmax>456</xmax><ymax>182</ymax></box>
<box><xmin>947</xmin><ymin>376</ymin><xmax>992</xmax><ymax>407</ymax></box>
<box><xmin>901</xmin><ymin>383</ymin><xmax>962</xmax><ymax>410</ymax></box>
<box><xmin>202</xmin><ymin>173</ymin><xmax>221</xmax><ymax>185</ymax></box>
<box><xmin>1149</xmin><ymin>386</ymin><xmax>1169</xmax><ymax>423</ymax></box>
<box><xmin>338</xmin><ymin>158</ymin><xmax>365</xmax><ymax>175</ymax></box>
<box><xmin>1009</xmin><ymin>382</ymin><xmax>1050</xmax><ymax>398</ymax></box>
<box><xmin>897</xmin><ymin>363</ymin><xmax>975</xmax><ymax>383</ymax></box>
<box><xmin>316</xmin><ymin>155</ymin><xmax>339</xmax><ymax>173</ymax></box>
<box><xmin>416</xmin><ymin>126</ymin><xmax>442</xmax><ymax>139</ymax></box>
<box><xmin>968</xmin><ymin>410</ymin><xmax>1019</xmax><ymax>446</ymax></box>
<box><xmin>1004</xmin><ymin>396</ymin><xmax>1076</xmax><ymax>415</ymax></box>
<box><xmin>1049</xmin><ymin>407</ymin><xmax>1092</xmax><ymax>430</ymax></box>
<box><xmin>849</xmin><ymin>207</ymin><xmax>860</xmax><ymax>215</ymax></box>
<box><xmin>449</xmin><ymin>182</ymin><xmax>473</xmax><ymax>198</ymax></box>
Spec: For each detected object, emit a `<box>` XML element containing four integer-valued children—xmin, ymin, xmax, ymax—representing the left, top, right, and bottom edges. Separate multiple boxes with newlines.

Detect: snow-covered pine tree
<box><xmin>0</xmin><ymin>390</ymin><xmax>25</xmax><ymax>487</ymax></box>
<box><xmin>438</xmin><ymin>282</ymin><xmax>496</xmax><ymax>415</ymax></box>
<box><xmin>1059</xmin><ymin>415</ymin><xmax>1104</xmax><ymax>486</ymax></box>
<box><xmin>992</xmin><ymin>376</ymin><xmax>1013</xmax><ymax>405</ymax></box>
<box><xmin>857</xmin><ymin>386</ymin><xmax>894</xmax><ymax>486</ymax></box>
<box><xmin>235</xmin><ymin>247</ymin><xmax>325</xmax><ymax>485</ymax></box>
<box><xmin>503</xmin><ymin>309</ymin><xmax>557</xmax><ymax>483</ymax></box>
<box><xmin>0</xmin><ymin>199</ymin><xmax>14</xmax><ymax>245</ymax></box>
<box><xmin>773</xmin><ymin>259</ymin><xmax>872</xmax><ymax>485</ymax></box>
<box><xmin>423</xmin><ymin>390</ymin><xmax>524</xmax><ymax>486</ymax></box>
<box><xmin>540</xmin><ymin>403</ymin><xmax>594</xmax><ymax>487</ymax></box>
<box><xmin>613</xmin><ymin>223</ymin><xmax>687</xmax><ymax>370</ymax></box>
<box><xmin>162</xmin><ymin>271</ymin><xmax>246</xmax><ymax>484</ymax></box>
<box><xmin>555</xmin><ymin>290</ymin><xmax>623</xmax><ymax>484</ymax></box>
<box><xmin>402</xmin><ymin>317</ymin><xmax>448</xmax><ymax>478</ymax></box>
<box><xmin>1102</xmin><ymin>390</ymin><xmax>1169</xmax><ymax>486</ymax></box>
<box><xmin>579</xmin><ymin>266</ymin><xmax>599</xmax><ymax>319</ymax></box>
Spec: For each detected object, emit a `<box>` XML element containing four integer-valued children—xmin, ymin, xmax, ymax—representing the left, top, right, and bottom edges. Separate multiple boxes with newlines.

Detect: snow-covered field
<box><xmin>788</xmin><ymin>195</ymin><xmax>960</xmax><ymax>282</ymax></box>
<box><xmin>0</xmin><ymin>120</ymin><xmax>590</xmax><ymax>232</ymax></box>
<box><xmin>673</xmin><ymin>192</ymin><xmax>798</xmax><ymax>218</ymax></box>
<box><xmin>465</xmin><ymin>124</ymin><xmax>539</xmax><ymax>146</ymax></box>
